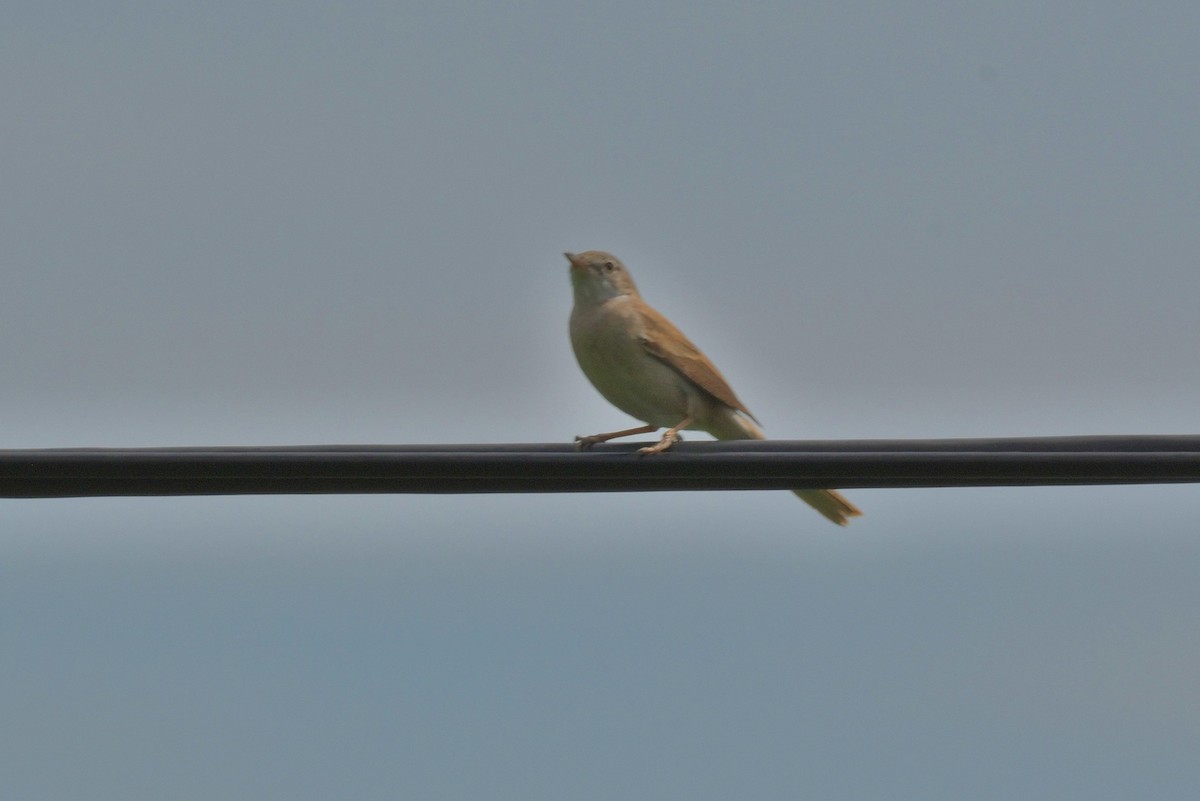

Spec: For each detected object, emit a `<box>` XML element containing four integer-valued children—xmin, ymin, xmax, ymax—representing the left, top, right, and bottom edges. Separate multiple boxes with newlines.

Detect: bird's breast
<box><xmin>570</xmin><ymin>300</ymin><xmax>696</xmax><ymax>427</ymax></box>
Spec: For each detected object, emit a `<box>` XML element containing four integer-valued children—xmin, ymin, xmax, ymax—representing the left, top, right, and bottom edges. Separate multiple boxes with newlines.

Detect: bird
<box><xmin>566</xmin><ymin>249</ymin><xmax>861</xmax><ymax>526</ymax></box>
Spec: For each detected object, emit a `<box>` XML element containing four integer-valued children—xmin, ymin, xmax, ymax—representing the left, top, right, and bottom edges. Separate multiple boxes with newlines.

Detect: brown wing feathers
<box><xmin>635</xmin><ymin>302</ymin><xmax>759</xmax><ymax>422</ymax></box>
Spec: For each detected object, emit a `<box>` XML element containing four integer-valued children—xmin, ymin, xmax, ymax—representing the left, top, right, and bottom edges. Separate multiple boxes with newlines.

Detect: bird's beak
<box><xmin>564</xmin><ymin>252</ymin><xmax>582</xmax><ymax>270</ymax></box>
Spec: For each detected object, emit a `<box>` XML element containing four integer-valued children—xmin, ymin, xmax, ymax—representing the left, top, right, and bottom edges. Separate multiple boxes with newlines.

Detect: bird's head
<box><xmin>565</xmin><ymin>250</ymin><xmax>640</xmax><ymax>304</ymax></box>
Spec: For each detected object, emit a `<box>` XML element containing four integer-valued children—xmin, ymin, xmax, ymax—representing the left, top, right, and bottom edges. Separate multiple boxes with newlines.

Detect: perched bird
<box><xmin>566</xmin><ymin>250</ymin><xmax>861</xmax><ymax>526</ymax></box>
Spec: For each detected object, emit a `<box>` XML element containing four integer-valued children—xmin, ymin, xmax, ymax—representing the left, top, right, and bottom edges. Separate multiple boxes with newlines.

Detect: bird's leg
<box><xmin>637</xmin><ymin>417</ymin><xmax>693</xmax><ymax>456</ymax></box>
<box><xmin>575</xmin><ymin>423</ymin><xmax>659</xmax><ymax>450</ymax></box>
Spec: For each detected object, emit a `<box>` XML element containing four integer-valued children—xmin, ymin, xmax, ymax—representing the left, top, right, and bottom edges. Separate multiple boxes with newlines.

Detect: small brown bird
<box><xmin>566</xmin><ymin>250</ymin><xmax>861</xmax><ymax>526</ymax></box>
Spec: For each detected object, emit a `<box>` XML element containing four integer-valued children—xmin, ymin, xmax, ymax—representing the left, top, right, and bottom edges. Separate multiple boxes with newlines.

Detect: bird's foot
<box><xmin>574</xmin><ymin>434</ymin><xmax>605</xmax><ymax>451</ymax></box>
<box><xmin>637</xmin><ymin>431</ymin><xmax>680</xmax><ymax>456</ymax></box>
<box><xmin>574</xmin><ymin>424</ymin><xmax>660</xmax><ymax>450</ymax></box>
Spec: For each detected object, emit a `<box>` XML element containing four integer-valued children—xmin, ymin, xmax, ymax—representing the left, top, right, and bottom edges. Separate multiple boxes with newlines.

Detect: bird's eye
<box><xmin>603</xmin><ymin>261</ymin><xmax>615</xmax><ymax>272</ymax></box>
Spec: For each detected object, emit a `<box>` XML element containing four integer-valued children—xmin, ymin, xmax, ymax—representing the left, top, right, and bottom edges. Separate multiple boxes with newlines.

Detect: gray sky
<box><xmin>3</xmin><ymin>1</ymin><xmax>1199</xmax><ymax>798</ymax></box>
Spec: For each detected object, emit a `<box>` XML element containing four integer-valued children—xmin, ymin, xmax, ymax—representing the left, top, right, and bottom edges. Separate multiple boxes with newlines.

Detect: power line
<box><xmin>3</xmin><ymin>436</ymin><xmax>1200</xmax><ymax>498</ymax></box>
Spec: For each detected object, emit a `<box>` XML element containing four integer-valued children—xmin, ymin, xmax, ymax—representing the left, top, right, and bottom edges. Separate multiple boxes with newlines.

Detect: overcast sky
<box><xmin>3</xmin><ymin>1</ymin><xmax>1199</xmax><ymax>798</ymax></box>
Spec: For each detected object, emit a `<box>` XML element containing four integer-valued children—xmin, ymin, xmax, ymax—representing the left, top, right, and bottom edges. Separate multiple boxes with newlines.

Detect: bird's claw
<box><xmin>637</xmin><ymin>431</ymin><xmax>680</xmax><ymax>456</ymax></box>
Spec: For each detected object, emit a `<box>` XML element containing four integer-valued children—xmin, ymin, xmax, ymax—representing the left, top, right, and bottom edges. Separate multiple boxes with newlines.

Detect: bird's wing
<box><xmin>635</xmin><ymin>300</ymin><xmax>758</xmax><ymax>422</ymax></box>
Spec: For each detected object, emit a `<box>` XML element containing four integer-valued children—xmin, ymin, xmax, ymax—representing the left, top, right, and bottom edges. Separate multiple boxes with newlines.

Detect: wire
<box><xmin>3</xmin><ymin>436</ymin><xmax>1199</xmax><ymax>497</ymax></box>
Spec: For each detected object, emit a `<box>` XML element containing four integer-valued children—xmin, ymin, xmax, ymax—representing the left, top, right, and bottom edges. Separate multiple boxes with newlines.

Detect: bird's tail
<box><xmin>708</xmin><ymin>412</ymin><xmax>862</xmax><ymax>527</ymax></box>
